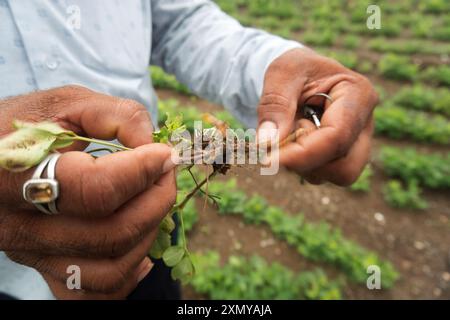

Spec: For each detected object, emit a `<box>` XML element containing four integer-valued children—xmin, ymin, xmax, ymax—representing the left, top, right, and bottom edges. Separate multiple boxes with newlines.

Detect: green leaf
<box><xmin>160</xmin><ymin>215</ymin><xmax>176</xmax><ymax>233</ymax></box>
<box><xmin>0</xmin><ymin>127</ymin><xmax>57</xmax><ymax>172</ymax></box>
<box><xmin>0</xmin><ymin>121</ymin><xmax>77</xmax><ymax>172</ymax></box>
<box><xmin>149</xmin><ymin>230</ymin><xmax>171</xmax><ymax>259</ymax></box>
<box><xmin>13</xmin><ymin>120</ymin><xmax>75</xmax><ymax>149</ymax></box>
<box><xmin>152</xmin><ymin>113</ymin><xmax>186</xmax><ymax>143</ymax></box>
<box><xmin>162</xmin><ymin>246</ymin><xmax>185</xmax><ymax>267</ymax></box>
<box><xmin>152</xmin><ymin>127</ymin><xmax>170</xmax><ymax>143</ymax></box>
<box><xmin>165</xmin><ymin>113</ymin><xmax>186</xmax><ymax>132</ymax></box>
<box><xmin>50</xmin><ymin>137</ymin><xmax>75</xmax><ymax>150</ymax></box>
<box><xmin>171</xmin><ymin>255</ymin><xmax>195</xmax><ymax>284</ymax></box>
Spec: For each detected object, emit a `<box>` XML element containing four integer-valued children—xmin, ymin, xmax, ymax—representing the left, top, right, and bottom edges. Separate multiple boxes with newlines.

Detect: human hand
<box><xmin>0</xmin><ymin>86</ymin><xmax>177</xmax><ymax>299</ymax></box>
<box><xmin>257</xmin><ymin>48</ymin><xmax>378</xmax><ymax>185</ymax></box>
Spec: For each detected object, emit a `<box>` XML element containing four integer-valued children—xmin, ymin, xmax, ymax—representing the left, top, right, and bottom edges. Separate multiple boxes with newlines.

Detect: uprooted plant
<box><xmin>0</xmin><ymin>114</ymin><xmax>313</xmax><ymax>283</ymax></box>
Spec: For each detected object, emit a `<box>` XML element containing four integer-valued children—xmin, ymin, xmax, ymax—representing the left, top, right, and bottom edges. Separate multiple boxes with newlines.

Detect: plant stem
<box><xmin>170</xmin><ymin>166</ymin><xmax>222</xmax><ymax>256</ymax></box>
<box><xmin>73</xmin><ymin>136</ymin><xmax>132</xmax><ymax>151</ymax></box>
<box><xmin>179</xmin><ymin>211</ymin><xmax>188</xmax><ymax>253</ymax></box>
<box><xmin>173</xmin><ymin>168</ymin><xmax>219</xmax><ymax>213</ymax></box>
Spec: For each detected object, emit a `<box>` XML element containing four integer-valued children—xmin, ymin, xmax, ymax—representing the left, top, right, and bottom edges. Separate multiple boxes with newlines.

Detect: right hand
<box><xmin>0</xmin><ymin>86</ymin><xmax>177</xmax><ymax>299</ymax></box>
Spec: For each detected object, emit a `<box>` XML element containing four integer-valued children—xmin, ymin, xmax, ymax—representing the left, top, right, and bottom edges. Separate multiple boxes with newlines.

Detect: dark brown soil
<box><xmin>156</xmin><ymin>88</ymin><xmax>450</xmax><ymax>300</ymax></box>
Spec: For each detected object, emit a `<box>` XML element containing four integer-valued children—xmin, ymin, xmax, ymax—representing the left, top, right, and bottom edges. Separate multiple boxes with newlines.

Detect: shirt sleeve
<box><xmin>150</xmin><ymin>0</ymin><xmax>302</xmax><ymax>128</ymax></box>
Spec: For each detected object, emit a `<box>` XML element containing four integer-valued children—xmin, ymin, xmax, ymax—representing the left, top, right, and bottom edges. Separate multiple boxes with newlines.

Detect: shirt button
<box><xmin>46</xmin><ymin>59</ymin><xmax>59</xmax><ymax>70</ymax></box>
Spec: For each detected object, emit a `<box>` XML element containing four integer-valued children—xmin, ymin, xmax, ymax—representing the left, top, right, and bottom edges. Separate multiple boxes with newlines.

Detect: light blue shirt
<box><xmin>0</xmin><ymin>0</ymin><xmax>301</xmax><ymax>299</ymax></box>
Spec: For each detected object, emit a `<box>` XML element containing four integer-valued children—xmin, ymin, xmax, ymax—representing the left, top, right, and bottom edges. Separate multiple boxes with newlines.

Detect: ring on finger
<box><xmin>23</xmin><ymin>153</ymin><xmax>61</xmax><ymax>215</ymax></box>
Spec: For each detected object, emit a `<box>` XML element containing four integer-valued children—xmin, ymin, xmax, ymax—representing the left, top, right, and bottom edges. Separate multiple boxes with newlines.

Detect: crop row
<box><xmin>349</xmin><ymin>166</ymin><xmax>429</xmax><ymax>210</ymax></box>
<box><xmin>383</xmin><ymin>180</ymin><xmax>428</xmax><ymax>210</ymax></box>
<box><xmin>177</xmin><ymin>171</ymin><xmax>343</xmax><ymax>298</ymax></box>
<box><xmin>368</xmin><ymin>38</ymin><xmax>450</xmax><ymax>56</ymax></box>
<box><xmin>176</xmin><ymin>168</ymin><xmax>398</xmax><ymax>287</ymax></box>
<box><xmin>374</xmin><ymin>105</ymin><xmax>450</xmax><ymax>145</ymax></box>
<box><xmin>316</xmin><ymin>50</ymin><xmax>450</xmax><ymax>88</ymax></box>
<box><xmin>378</xmin><ymin>54</ymin><xmax>450</xmax><ymax>85</ymax></box>
<box><xmin>203</xmin><ymin>179</ymin><xmax>399</xmax><ymax>287</ymax></box>
<box><xmin>191</xmin><ymin>251</ymin><xmax>342</xmax><ymax>300</ymax></box>
<box><xmin>220</xmin><ymin>0</ymin><xmax>450</xmax><ymax>18</ymax></box>
<box><xmin>216</xmin><ymin>0</ymin><xmax>450</xmax><ymax>42</ymax></box>
<box><xmin>389</xmin><ymin>85</ymin><xmax>450</xmax><ymax>117</ymax></box>
<box><xmin>379</xmin><ymin>147</ymin><xmax>450</xmax><ymax>190</ymax></box>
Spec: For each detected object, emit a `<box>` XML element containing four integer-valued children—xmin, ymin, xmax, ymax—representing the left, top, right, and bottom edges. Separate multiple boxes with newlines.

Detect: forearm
<box><xmin>151</xmin><ymin>0</ymin><xmax>301</xmax><ymax>127</ymax></box>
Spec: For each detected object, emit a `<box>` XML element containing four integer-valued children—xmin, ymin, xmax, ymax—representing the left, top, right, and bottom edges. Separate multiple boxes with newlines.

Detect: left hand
<box><xmin>257</xmin><ymin>47</ymin><xmax>379</xmax><ymax>185</ymax></box>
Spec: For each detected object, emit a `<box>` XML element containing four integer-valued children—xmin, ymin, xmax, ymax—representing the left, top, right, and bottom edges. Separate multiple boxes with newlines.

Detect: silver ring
<box><xmin>304</xmin><ymin>92</ymin><xmax>333</xmax><ymax>105</ymax></box>
<box><xmin>23</xmin><ymin>153</ymin><xmax>61</xmax><ymax>215</ymax></box>
<box><xmin>303</xmin><ymin>93</ymin><xmax>333</xmax><ymax>129</ymax></box>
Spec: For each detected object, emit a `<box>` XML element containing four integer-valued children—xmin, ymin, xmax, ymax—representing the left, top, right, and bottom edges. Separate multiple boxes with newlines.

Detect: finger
<box><xmin>302</xmin><ymin>120</ymin><xmax>373</xmax><ymax>186</ymax></box>
<box><xmin>6</xmin><ymin>231</ymin><xmax>156</xmax><ymax>294</ymax></box>
<box><xmin>36</xmin><ymin>85</ymin><xmax>154</xmax><ymax>148</ymax></box>
<box><xmin>290</xmin><ymin>119</ymin><xmax>323</xmax><ymax>184</ymax></box>
<box><xmin>257</xmin><ymin>55</ymin><xmax>306</xmax><ymax>143</ymax></box>
<box><xmin>41</xmin><ymin>257</ymin><xmax>153</xmax><ymax>299</ymax></box>
<box><xmin>3</xmin><ymin>143</ymin><xmax>176</xmax><ymax>216</ymax></box>
<box><xmin>1</xmin><ymin>170</ymin><xmax>176</xmax><ymax>257</ymax></box>
<box><xmin>274</xmin><ymin>78</ymin><xmax>377</xmax><ymax>172</ymax></box>
<box><xmin>55</xmin><ymin>143</ymin><xmax>176</xmax><ymax>218</ymax></box>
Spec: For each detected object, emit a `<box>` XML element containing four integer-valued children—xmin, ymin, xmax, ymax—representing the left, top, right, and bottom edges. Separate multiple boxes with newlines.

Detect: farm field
<box><xmin>151</xmin><ymin>0</ymin><xmax>450</xmax><ymax>299</ymax></box>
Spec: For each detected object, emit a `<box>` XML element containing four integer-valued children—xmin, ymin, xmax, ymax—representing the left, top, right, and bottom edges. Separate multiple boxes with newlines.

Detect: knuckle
<box><xmin>79</xmin><ymin>167</ymin><xmax>117</xmax><ymax>217</ymax></box>
<box><xmin>331</xmin><ymin>128</ymin><xmax>352</xmax><ymax>158</ymax></box>
<box><xmin>372</xmin><ymin>90</ymin><xmax>380</xmax><ymax>106</ymax></box>
<box><xmin>118</xmin><ymin>99</ymin><xmax>148</xmax><ymax>120</ymax></box>
<box><xmin>369</xmin><ymin>86</ymin><xmax>380</xmax><ymax>107</ymax></box>
<box><xmin>258</xmin><ymin>93</ymin><xmax>292</xmax><ymax>115</ymax></box>
<box><xmin>96</xmin><ymin>224</ymin><xmax>141</xmax><ymax>257</ymax></box>
<box><xmin>356</xmin><ymin>73</ymin><xmax>371</xmax><ymax>86</ymax></box>
<box><xmin>354</xmin><ymin>74</ymin><xmax>379</xmax><ymax>106</ymax></box>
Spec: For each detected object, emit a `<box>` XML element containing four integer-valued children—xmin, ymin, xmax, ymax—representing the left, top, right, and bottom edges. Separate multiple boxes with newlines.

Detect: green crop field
<box><xmin>150</xmin><ymin>0</ymin><xmax>450</xmax><ymax>300</ymax></box>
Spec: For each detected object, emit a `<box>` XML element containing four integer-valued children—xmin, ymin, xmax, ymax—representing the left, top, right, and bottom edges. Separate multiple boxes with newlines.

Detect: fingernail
<box><xmin>162</xmin><ymin>150</ymin><xmax>180</xmax><ymax>173</ymax></box>
<box><xmin>137</xmin><ymin>260</ymin><xmax>153</xmax><ymax>283</ymax></box>
<box><xmin>257</xmin><ymin>121</ymin><xmax>277</xmax><ymax>144</ymax></box>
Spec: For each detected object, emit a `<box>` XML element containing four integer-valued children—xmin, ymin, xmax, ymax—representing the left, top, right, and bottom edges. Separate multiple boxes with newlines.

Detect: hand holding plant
<box><xmin>0</xmin><ymin>86</ymin><xmax>177</xmax><ymax>299</ymax></box>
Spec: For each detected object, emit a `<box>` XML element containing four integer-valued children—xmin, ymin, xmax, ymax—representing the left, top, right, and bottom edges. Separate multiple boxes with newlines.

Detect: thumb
<box><xmin>257</xmin><ymin>63</ymin><xmax>305</xmax><ymax>143</ymax></box>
